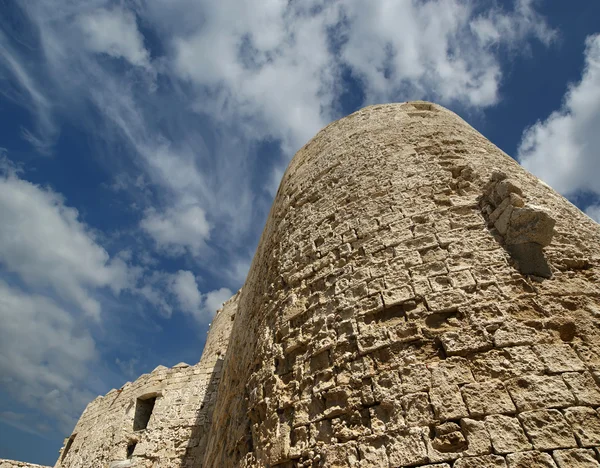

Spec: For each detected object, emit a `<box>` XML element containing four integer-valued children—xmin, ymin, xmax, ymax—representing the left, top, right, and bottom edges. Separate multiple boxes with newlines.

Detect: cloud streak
<box><xmin>518</xmin><ymin>34</ymin><xmax>600</xmax><ymax>201</ymax></box>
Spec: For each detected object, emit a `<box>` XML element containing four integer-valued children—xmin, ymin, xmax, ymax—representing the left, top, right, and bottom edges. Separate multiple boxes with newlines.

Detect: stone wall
<box><xmin>54</xmin><ymin>292</ymin><xmax>239</xmax><ymax>468</ymax></box>
<box><xmin>0</xmin><ymin>460</ymin><xmax>50</xmax><ymax>468</ymax></box>
<box><xmin>202</xmin><ymin>102</ymin><xmax>600</xmax><ymax>467</ymax></box>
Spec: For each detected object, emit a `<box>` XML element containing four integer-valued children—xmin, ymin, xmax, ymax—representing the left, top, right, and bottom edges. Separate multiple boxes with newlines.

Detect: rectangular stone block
<box><xmin>430</xmin><ymin>382</ymin><xmax>469</xmax><ymax>421</ymax></box>
<box><xmin>470</xmin><ymin>346</ymin><xmax>544</xmax><ymax>382</ymax></box>
<box><xmin>552</xmin><ymin>448</ymin><xmax>600</xmax><ymax>468</ymax></box>
<box><xmin>533</xmin><ymin>344</ymin><xmax>586</xmax><ymax>374</ymax></box>
<box><xmin>454</xmin><ymin>455</ymin><xmax>507</xmax><ymax>468</ymax></box>
<box><xmin>424</xmin><ymin>289</ymin><xmax>466</xmax><ymax>313</ymax></box>
<box><xmin>505</xmin><ymin>375</ymin><xmax>575</xmax><ymax>411</ymax></box>
<box><xmin>440</xmin><ymin>328</ymin><xmax>492</xmax><ymax>357</ymax></box>
<box><xmin>430</xmin><ymin>356</ymin><xmax>474</xmax><ymax>386</ymax></box>
<box><xmin>400</xmin><ymin>392</ymin><xmax>434</xmax><ymax>426</ymax></box>
<box><xmin>564</xmin><ymin>406</ymin><xmax>600</xmax><ymax>447</ymax></box>
<box><xmin>386</xmin><ymin>428</ymin><xmax>429</xmax><ymax>467</ymax></box>
<box><xmin>461</xmin><ymin>418</ymin><xmax>492</xmax><ymax>457</ymax></box>
<box><xmin>562</xmin><ymin>371</ymin><xmax>600</xmax><ymax>406</ymax></box>
<box><xmin>518</xmin><ymin>409</ymin><xmax>577</xmax><ymax>450</ymax></box>
<box><xmin>400</xmin><ymin>363</ymin><xmax>431</xmax><ymax>394</ymax></box>
<box><xmin>461</xmin><ymin>380</ymin><xmax>516</xmax><ymax>417</ymax></box>
<box><xmin>506</xmin><ymin>450</ymin><xmax>558</xmax><ymax>468</ymax></box>
<box><xmin>484</xmin><ymin>414</ymin><xmax>531</xmax><ymax>454</ymax></box>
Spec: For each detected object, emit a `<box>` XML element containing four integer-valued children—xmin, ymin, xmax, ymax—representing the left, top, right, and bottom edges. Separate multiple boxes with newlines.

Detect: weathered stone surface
<box><xmin>454</xmin><ymin>455</ymin><xmax>507</xmax><ymax>468</ymax></box>
<box><xmin>562</xmin><ymin>371</ymin><xmax>600</xmax><ymax>405</ymax></box>
<box><xmin>484</xmin><ymin>414</ymin><xmax>531</xmax><ymax>454</ymax></box>
<box><xmin>518</xmin><ymin>409</ymin><xmax>577</xmax><ymax>450</ymax></box>
<box><xmin>505</xmin><ymin>375</ymin><xmax>575</xmax><ymax>411</ymax></box>
<box><xmin>506</xmin><ymin>451</ymin><xmax>558</xmax><ymax>468</ymax></box>
<box><xmin>564</xmin><ymin>406</ymin><xmax>600</xmax><ymax>447</ymax></box>
<box><xmin>461</xmin><ymin>380</ymin><xmax>516</xmax><ymax>417</ymax></box>
<box><xmin>552</xmin><ymin>448</ymin><xmax>600</xmax><ymax>468</ymax></box>
<box><xmin>533</xmin><ymin>344</ymin><xmax>586</xmax><ymax>374</ymax></box>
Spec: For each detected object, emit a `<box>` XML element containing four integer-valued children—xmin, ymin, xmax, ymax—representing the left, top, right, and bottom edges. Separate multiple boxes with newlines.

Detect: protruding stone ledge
<box><xmin>480</xmin><ymin>171</ymin><xmax>556</xmax><ymax>278</ymax></box>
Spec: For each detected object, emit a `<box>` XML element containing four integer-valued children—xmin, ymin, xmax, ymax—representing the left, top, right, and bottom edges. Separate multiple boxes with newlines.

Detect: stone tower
<box><xmin>5</xmin><ymin>101</ymin><xmax>600</xmax><ymax>468</ymax></box>
<box><xmin>202</xmin><ymin>102</ymin><xmax>600</xmax><ymax>467</ymax></box>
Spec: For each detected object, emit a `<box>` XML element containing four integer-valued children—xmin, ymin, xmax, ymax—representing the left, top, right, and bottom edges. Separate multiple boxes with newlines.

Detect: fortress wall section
<box><xmin>203</xmin><ymin>102</ymin><xmax>600</xmax><ymax>467</ymax></box>
<box><xmin>0</xmin><ymin>460</ymin><xmax>50</xmax><ymax>468</ymax></box>
<box><xmin>54</xmin><ymin>293</ymin><xmax>239</xmax><ymax>468</ymax></box>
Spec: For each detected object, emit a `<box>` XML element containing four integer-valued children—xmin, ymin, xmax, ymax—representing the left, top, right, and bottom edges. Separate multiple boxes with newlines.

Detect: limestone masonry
<box><xmin>5</xmin><ymin>102</ymin><xmax>600</xmax><ymax>468</ymax></box>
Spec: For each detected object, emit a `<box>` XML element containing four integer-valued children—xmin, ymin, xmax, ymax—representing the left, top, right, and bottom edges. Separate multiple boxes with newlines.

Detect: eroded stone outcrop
<box><xmin>480</xmin><ymin>171</ymin><xmax>556</xmax><ymax>278</ymax></box>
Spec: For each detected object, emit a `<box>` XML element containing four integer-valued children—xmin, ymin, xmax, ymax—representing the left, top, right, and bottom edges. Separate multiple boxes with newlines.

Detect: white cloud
<box><xmin>77</xmin><ymin>7</ymin><xmax>150</xmax><ymax>69</ymax></box>
<box><xmin>0</xmin><ymin>161</ymin><xmax>130</xmax><ymax>320</ymax></box>
<box><xmin>0</xmin><ymin>30</ymin><xmax>58</xmax><ymax>154</ymax></box>
<box><xmin>0</xmin><ymin>280</ymin><xmax>96</xmax><ymax>432</ymax></box>
<box><xmin>203</xmin><ymin>287</ymin><xmax>234</xmax><ymax>319</ymax></box>
<box><xmin>169</xmin><ymin>270</ymin><xmax>202</xmax><ymax>313</ymax></box>
<box><xmin>172</xmin><ymin>0</ymin><xmax>556</xmax><ymax>155</ymax></box>
<box><xmin>169</xmin><ymin>270</ymin><xmax>233</xmax><ymax>322</ymax></box>
<box><xmin>585</xmin><ymin>204</ymin><xmax>600</xmax><ymax>223</ymax></box>
<box><xmin>141</xmin><ymin>202</ymin><xmax>210</xmax><ymax>256</ymax></box>
<box><xmin>518</xmin><ymin>34</ymin><xmax>600</xmax><ymax>196</ymax></box>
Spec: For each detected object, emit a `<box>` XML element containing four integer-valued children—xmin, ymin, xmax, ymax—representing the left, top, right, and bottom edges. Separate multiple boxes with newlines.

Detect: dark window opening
<box><xmin>127</xmin><ymin>441</ymin><xmax>137</xmax><ymax>458</ymax></box>
<box><xmin>133</xmin><ymin>396</ymin><xmax>156</xmax><ymax>431</ymax></box>
<box><xmin>62</xmin><ymin>434</ymin><xmax>76</xmax><ymax>460</ymax></box>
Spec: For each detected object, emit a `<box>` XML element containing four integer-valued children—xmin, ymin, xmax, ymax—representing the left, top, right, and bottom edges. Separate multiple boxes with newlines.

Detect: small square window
<box><xmin>133</xmin><ymin>396</ymin><xmax>156</xmax><ymax>431</ymax></box>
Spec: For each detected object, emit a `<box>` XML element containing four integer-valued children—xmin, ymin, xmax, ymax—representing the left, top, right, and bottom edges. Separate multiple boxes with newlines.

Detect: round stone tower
<box><xmin>203</xmin><ymin>102</ymin><xmax>600</xmax><ymax>468</ymax></box>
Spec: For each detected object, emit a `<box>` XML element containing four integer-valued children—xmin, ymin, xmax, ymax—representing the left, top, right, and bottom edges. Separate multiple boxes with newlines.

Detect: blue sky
<box><xmin>0</xmin><ymin>0</ymin><xmax>598</xmax><ymax>464</ymax></box>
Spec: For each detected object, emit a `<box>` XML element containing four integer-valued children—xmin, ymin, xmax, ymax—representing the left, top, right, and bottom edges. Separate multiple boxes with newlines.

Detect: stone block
<box><xmin>461</xmin><ymin>380</ymin><xmax>516</xmax><ymax>417</ymax></box>
<box><xmin>494</xmin><ymin>323</ymin><xmax>541</xmax><ymax>347</ymax></box>
<box><xmin>552</xmin><ymin>448</ymin><xmax>600</xmax><ymax>468</ymax></box>
<box><xmin>449</xmin><ymin>269</ymin><xmax>476</xmax><ymax>289</ymax></box>
<box><xmin>518</xmin><ymin>409</ymin><xmax>577</xmax><ymax>450</ymax></box>
<box><xmin>506</xmin><ymin>450</ymin><xmax>558</xmax><ymax>468</ymax></box>
<box><xmin>400</xmin><ymin>392</ymin><xmax>434</xmax><ymax>426</ymax></box>
<box><xmin>424</xmin><ymin>289</ymin><xmax>466</xmax><ymax>313</ymax></box>
<box><xmin>430</xmin><ymin>382</ymin><xmax>469</xmax><ymax>421</ymax></box>
<box><xmin>533</xmin><ymin>344</ymin><xmax>586</xmax><ymax>374</ymax></box>
<box><xmin>400</xmin><ymin>364</ymin><xmax>431</xmax><ymax>394</ymax></box>
<box><xmin>321</xmin><ymin>442</ymin><xmax>360</xmax><ymax>467</ymax></box>
<box><xmin>357</xmin><ymin>437</ymin><xmax>388</xmax><ymax>467</ymax></box>
<box><xmin>381</xmin><ymin>286</ymin><xmax>414</xmax><ymax>307</ymax></box>
<box><xmin>505</xmin><ymin>375</ymin><xmax>575</xmax><ymax>411</ymax></box>
<box><xmin>461</xmin><ymin>418</ymin><xmax>492</xmax><ymax>456</ymax></box>
<box><xmin>505</xmin><ymin>206</ymin><xmax>555</xmax><ymax>246</ymax></box>
<box><xmin>484</xmin><ymin>414</ymin><xmax>531</xmax><ymax>454</ymax></box>
<box><xmin>562</xmin><ymin>372</ymin><xmax>600</xmax><ymax>406</ymax></box>
<box><xmin>426</xmin><ymin>421</ymin><xmax>465</xmax><ymax>463</ymax></box>
<box><xmin>440</xmin><ymin>328</ymin><xmax>492</xmax><ymax>356</ymax></box>
<box><xmin>386</xmin><ymin>428</ymin><xmax>429</xmax><ymax>467</ymax></box>
<box><xmin>471</xmin><ymin>346</ymin><xmax>544</xmax><ymax>381</ymax></box>
<box><xmin>564</xmin><ymin>406</ymin><xmax>600</xmax><ymax>447</ymax></box>
<box><xmin>430</xmin><ymin>356</ymin><xmax>474</xmax><ymax>386</ymax></box>
<box><xmin>573</xmin><ymin>343</ymin><xmax>600</xmax><ymax>370</ymax></box>
<box><xmin>454</xmin><ymin>455</ymin><xmax>507</xmax><ymax>468</ymax></box>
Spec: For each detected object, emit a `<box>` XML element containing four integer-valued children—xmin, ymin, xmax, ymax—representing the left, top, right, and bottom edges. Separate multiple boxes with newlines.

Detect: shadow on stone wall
<box><xmin>180</xmin><ymin>357</ymin><xmax>224</xmax><ymax>468</ymax></box>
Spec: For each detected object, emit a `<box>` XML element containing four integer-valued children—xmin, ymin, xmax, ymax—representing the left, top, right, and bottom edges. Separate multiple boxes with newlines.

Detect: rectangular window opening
<box><xmin>62</xmin><ymin>434</ymin><xmax>76</xmax><ymax>460</ymax></box>
<box><xmin>127</xmin><ymin>441</ymin><xmax>137</xmax><ymax>459</ymax></box>
<box><xmin>133</xmin><ymin>396</ymin><xmax>156</xmax><ymax>431</ymax></box>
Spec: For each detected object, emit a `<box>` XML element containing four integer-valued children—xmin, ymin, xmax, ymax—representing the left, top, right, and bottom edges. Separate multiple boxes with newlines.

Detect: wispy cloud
<box><xmin>518</xmin><ymin>34</ymin><xmax>600</xmax><ymax>201</ymax></box>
